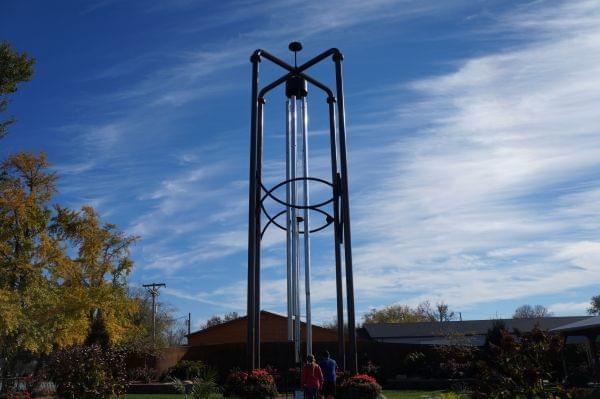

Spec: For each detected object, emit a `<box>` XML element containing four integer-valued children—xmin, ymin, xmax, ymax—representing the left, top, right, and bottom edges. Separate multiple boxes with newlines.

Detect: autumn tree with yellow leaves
<box><xmin>0</xmin><ymin>152</ymin><xmax>142</xmax><ymax>370</ymax></box>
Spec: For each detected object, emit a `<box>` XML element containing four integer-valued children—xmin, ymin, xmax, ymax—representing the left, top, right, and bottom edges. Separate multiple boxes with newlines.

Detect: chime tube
<box><xmin>285</xmin><ymin>100</ymin><xmax>293</xmax><ymax>341</ymax></box>
<box><xmin>294</xmin><ymin>217</ymin><xmax>301</xmax><ymax>363</ymax></box>
<box><xmin>301</xmin><ymin>97</ymin><xmax>313</xmax><ymax>357</ymax></box>
<box><xmin>290</xmin><ymin>95</ymin><xmax>301</xmax><ymax>364</ymax></box>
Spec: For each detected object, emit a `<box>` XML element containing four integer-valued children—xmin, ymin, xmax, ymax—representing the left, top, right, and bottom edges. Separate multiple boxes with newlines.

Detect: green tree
<box><xmin>0</xmin><ymin>42</ymin><xmax>35</xmax><ymax>139</ymax></box>
<box><xmin>363</xmin><ymin>303</ymin><xmax>436</xmax><ymax>324</ymax></box>
<box><xmin>363</xmin><ymin>301</ymin><xmax>457</xmax><ymax>324</ymax></box>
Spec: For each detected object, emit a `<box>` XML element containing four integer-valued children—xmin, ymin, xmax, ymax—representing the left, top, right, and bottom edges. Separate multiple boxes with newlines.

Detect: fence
<box><xmin>152</xmin><ymin>340</ymin><xmax>437</xmax><ymax>384</ymax></box>
<box><xmin>0</xmin><ymin>377</ymin><xmax>55</xmax><ymax>396</ymax></box>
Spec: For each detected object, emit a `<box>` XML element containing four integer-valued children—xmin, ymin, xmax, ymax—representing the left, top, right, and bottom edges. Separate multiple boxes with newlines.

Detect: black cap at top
<box><xmin>288</xmin><ymin>42</ymin><xmax>303</xmax><ymax>52</ymax></box>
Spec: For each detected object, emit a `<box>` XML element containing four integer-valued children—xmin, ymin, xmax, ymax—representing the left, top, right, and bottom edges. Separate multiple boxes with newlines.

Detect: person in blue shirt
<box><xmin>319</xmin><ymin>351</ymin><xmax>337</xmax><ymax>399</ymax></box>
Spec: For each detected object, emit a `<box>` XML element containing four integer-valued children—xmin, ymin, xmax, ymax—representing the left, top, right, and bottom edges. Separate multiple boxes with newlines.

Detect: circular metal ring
<box><xmin>260</xmin><ymin>177</ymin><xmax>333</xmax><ymax>210</ymax></box>
<box><xmin>260</xmin><ymin>203</ymin><xmax>334</xmax><ymax>238</ymax></box>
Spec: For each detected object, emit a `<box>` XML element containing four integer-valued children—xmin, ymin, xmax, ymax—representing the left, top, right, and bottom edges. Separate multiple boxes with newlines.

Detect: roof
<box><xmin>364</xmin><ymin>316</ymin><xmax>590</xmax><ymax>346</ymax></box>
<box><xmin>551</xmin><ymin>315</ymin><xmax>600</xmax><ymax>334</ymax></box>
<box><xmin>187</xmin><ymin>310</ymin><xmax>332</xmax><ymax>337</ymax></box>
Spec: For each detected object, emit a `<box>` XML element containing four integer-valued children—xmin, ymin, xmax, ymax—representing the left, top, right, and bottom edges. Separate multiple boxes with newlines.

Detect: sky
<box><xmin>2</xmin><ymin>0</ymin><xmax>600</xmax><ymax>330</ymax></box>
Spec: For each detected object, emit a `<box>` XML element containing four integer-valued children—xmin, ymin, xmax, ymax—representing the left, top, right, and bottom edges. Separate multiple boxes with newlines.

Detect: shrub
<box><xmin>360</xmin><ymin>361</ymin><xmax>381</xmax><ymax>379</ymax></box>
<box><xmin>472</xmin><ymin>325</ymin><xmax>566</xmax><ymax>398</ymax></box>
<box><xmin>335</xmin><ymin>369</ymin><xmax>352</xmax><ymax>387</ymax></box>
<box><xmin>568</xmin><ymin>388</ymin><xmax>600</xmax><ymax>399</ymax></box>
<box><xmin>166</xmin><ymin>360</ymin><xmax>206</xmax><ymax>380</ymax></box>
<box><xmin>403</xmin><ymin>351</ymin><xmax>428</xmax><ymax>376</ymax></box>
<box><xmin>7</xmin><ymin>392</ymin><xmax>31</xmax><ymax>399</ymax></box>
<box><xmin>338</xmin><ymin>374</ymin><xmax>382</xmax><ymax>399</ymax></box>
<box><xmin>130</xmin><ymin>366</ymin><xmax>157</xmax><ymax>383</ymax></box>
<box><xmin>435</xmin><ymin>343</ymin><xmax>477</xmax><ymax>379</ymax></box>
<box><xmin>173</xmin><ymin>370</ymin><xmax>223</xmax><ymax>399</ymax></box>
<box><xmin>436</xmin><ymin>393</ymin><xmax>464</xmax><ymax>399</ymax></box>
<box><xmin>50</xmin><ymin>345</ymin><xmax>127</xmax><ymax>399</ymax></box>
<box><xmin>224</xmin><ymin>369</ymin><xmax>278</xmax><ymax>399</ymax></box>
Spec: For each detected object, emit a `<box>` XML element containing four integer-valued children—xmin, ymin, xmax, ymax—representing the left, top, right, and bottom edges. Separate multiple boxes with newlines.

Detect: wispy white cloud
<box><xmin>549</xmin><ymin>301</ymin><xmax>590</xmax><ymax>315</ymax></box>
<box><xmin>344</xmin><ymin>0</ymin><xmax>600</xmax><ymax>312</ymax></box>
<box><xmin>57</xmin><ymin>0</ymin><xmax>600</xmax><ymax>322</ymax></box>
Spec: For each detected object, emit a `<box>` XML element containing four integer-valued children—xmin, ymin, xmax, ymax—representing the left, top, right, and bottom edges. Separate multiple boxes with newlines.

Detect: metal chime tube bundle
<box><xmin>289</xmin><ymin>95</ymin><xmax>302</xmax><ymax>364</ymax></box>
<box><xmin>285</xmin><ymin>75</ymin><xmax>313</xmax><ymax>363</ymax></box>
<box><xmin>285</xmin><ymin>100</ymin><xmax>293</xmax><ymax>342</ymax></box>
<box><xmin>301</xmin><ymin>97</ymin><xmax>312</xmax><ymax>357</ymax></box>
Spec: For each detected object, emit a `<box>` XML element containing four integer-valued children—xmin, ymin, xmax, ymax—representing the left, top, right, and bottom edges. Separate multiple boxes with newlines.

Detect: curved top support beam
<box><xmin>252</xmin><ymin>49</ymin><xmax>294</xmax><ymax>72</ymax></box>
<box><xmin>258</xmin><ymin>72</ymin><xmax>292</xmax><ymax>99</ymax></box>
<box><xmin>252</xmin><ymin>48</ymin><xmax>343</xmax><ymax>73</ymax></box>
<box><xmin>298</xmin><ymin>72</ymin><xmax>334</xmax><ymax>99</ymax></box>
<box><xmin>297</xmin><ymin>48</ymin><xmax>341</xmax><ymax>72</ymax></box>
<box><xmin>253</xmin><ymin>47</ymin><xmax>342</xmax><ymax>101</ymax></box>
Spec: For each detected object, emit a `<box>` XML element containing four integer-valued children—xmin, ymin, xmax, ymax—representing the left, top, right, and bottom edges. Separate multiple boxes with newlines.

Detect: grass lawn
<box><xmin>382</xmin><ymin>390</ymin><xmax>446</xmax><ymax>398</ymax></box>
<box><xmin>126</xmin><ymin>395</ymin><xmax>183</xmax><ymax>399</ymax></box>
<box><xmin>125</xmin><ymin>391</ymin><xmax>449</xmax><ymax>399</ymax></box>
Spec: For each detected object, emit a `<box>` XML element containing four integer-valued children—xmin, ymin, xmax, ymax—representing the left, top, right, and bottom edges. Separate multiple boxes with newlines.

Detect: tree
<box><xmin>124</xmin><ymin>287</ymin><xmax>187</xmax><ymax>350</ymax></box>
<box><xmin>84</xmin><ymin>309</ymin><xmax>110</xmax><ymax>349</ymax></box>
<box><xmin>0</xmin><ymin>42</ymin><xmax>35</xmax><ymax>139</ymax></box>
<box><xmin>434</xmin><ymin>301</ymin><xmax>456</xmax><ymax>322</ymax></box>
<box><xmin>363</xmin><ymin>301</ymin><xmax>456</xmax><ymax>324</ymax></box>
<box><xmin>0</xmin><ymin>152</ymin><xmax>140</xmax><ymax>374</ymax></box>
<box><xmin>321</xmin><ymin>316</ymin><xmax>350</xmax><ymax>331</ymax></box>
<box><xmin>588</xmin><ymin>295</ymin><xmax>600</xmax><ymax>315</ymax></box>
<box><xmin>51</xmin><ymin>204</ymin><xmax>139</xmax><ymax>345</ymax></box>
<box><xmin>0</xmin><ymin>152</ymin><xmax>63</xmax><ymax>355</ymax></box>
<box><xmin>165</xmin><ymin>320</ymin><xmax>188</xmax><ymax>347</ymax></box>
<box><xmin>363</xmin><ymin>303</ymin><xmax>436</xmax><ymax>324</ymax></box>
<box><xmin>203</xmin><ymin>311</ymin><xmax>239</xmax><ymax>329</ymax></box>
<box><xmin>512</xmin><ymin>304</ymin><xmax>553</xmax><ymax>319</ymax></box>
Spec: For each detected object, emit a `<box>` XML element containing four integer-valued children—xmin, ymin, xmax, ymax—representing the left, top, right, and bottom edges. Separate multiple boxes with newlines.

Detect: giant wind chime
<box><xmin>247</xmin><ymin>43</ymin><xmax>357</xmax><ymax>373</ymax></box>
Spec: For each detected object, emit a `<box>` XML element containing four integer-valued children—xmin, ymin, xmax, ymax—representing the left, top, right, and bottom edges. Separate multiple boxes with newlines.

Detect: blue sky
<box><xmin>2</xmin><ymin>0</ymin><xmax>600</xmax><ymax>329</ymax></box>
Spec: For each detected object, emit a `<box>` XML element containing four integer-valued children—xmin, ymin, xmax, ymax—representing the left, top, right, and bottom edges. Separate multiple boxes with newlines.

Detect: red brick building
<box><xmin>187</xmin><ymin>310</ymin><xmax>337</xmax><ymax>346</ymax></box>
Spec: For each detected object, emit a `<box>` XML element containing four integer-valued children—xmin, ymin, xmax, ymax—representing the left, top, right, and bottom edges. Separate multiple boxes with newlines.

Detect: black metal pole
<box><xmin>247</xmin><ymin>52</ymin><xmax>260</xmax><ymax>370</ymax></box>
<box><xmin>151</xmin><ymin>292</ymin><xmax>156</xmax><ymax>345</ymax></box>
<box><xmin>254</xmin><ymin>98</ymin><xmax>265</xmax><ymax>368</ymax></box>
<box><xmin>327</xmin><ymin>96</ymin><xmax>346</xmax><ymax>370</ymax></box>
<box><xmin>333</xmin><ymin>51</ymin><xmax>358</xmax><ymax>374</ymax></box>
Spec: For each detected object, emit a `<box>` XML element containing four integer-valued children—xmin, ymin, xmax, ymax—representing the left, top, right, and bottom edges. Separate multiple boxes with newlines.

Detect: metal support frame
<box><xmin>247</xmin><ymin>43</ymin><xmax>358</xmax><ymax>374</ymax></box>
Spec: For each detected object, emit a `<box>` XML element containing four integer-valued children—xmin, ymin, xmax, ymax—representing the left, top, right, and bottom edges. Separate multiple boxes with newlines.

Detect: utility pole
<box><xmin>143</xmin><ymin>283</ymin><xmax>166</xmax><ymax>346</ymax></box>
<box><xmin>188</xmin><ymin>312</ymin><xmax>191</xmax><ymax>336</ymax></box>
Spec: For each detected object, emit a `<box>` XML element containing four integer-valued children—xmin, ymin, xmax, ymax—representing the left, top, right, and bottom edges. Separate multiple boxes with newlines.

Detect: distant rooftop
<box><xmin>551</xmin><ymin>315</ymin><xmax>600</xmax><ymax>334</ymax></box>
<box><xmin>363</xmin><ymin>316</ymin><xmax>590</xmax><ymax>346</ymax></box>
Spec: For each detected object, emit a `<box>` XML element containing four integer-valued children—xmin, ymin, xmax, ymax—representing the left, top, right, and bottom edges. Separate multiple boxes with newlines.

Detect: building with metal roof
<box><xmin>363</xmin><ymin>316</ymin><xmax>590</xmax><ymax>346</ymax></box>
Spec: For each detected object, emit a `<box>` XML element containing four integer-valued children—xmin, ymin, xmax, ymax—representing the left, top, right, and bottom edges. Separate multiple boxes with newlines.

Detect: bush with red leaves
<box><xmin>224</xmin><ymin>368</ymin><xmax>278</xmax><ymax>398</ymax></box>
<box><xmin>339</xmin><ymin>373</ymin><xmax>382</xmax><ymax>399</ymax></box>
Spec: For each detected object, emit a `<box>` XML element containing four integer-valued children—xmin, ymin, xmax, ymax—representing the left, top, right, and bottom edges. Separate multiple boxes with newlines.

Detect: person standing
<box><xmin>319</xmin><ymin>351</ymin><xmax>337</xmax><ymax>399</ymax></box>
<box><xmin>301</xmin><ymin>354</ymin><xmax>323</xmax><ymax>399</ymax></box>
